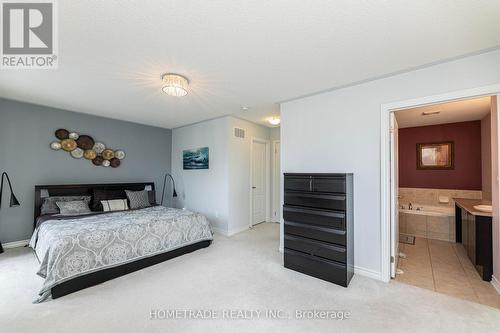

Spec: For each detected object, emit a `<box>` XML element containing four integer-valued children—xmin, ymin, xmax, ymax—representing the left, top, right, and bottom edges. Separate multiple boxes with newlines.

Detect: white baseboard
<box><xmin>3</xmin><ymin>239</ymin><xmax>29</xmax><ymax>249</ymax></box>
<box><xmin>227</xmin><ymin>225</ymin><xmax>250</xmax><ymax>237</ymax></box>
<box><xmin>354</xmin><ymin>266</ymin><xmax>383</xmax><ymax>281</ymax></box>
<box><xmin>211</xmin><ymin>225</ymin><xmax>251</xmax><ymax>237</ymax></box>
<box><xmin>210</xmin><ymin>226</ymin><xmax>228</xmax><ymax>236</ymax></box>
<box><xmin>491</xmin><ymin>275</ymin><xmax>500</xmax><ymax>295</ymax></box>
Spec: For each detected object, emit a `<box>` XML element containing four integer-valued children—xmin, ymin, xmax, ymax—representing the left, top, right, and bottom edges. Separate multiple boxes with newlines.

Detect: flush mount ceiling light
<box><xmin>161</xmin><ymin>73</ymin><xmax>189</xmax><ymax>97</ymax></box>
<box><xmin>422</xmin><ymin>110</ymin><xmax>441</xmax><ymax>116</ymax></box>
<box><xmin>268</xmin><ymin>117</ymin><xmax>280</xmax><ymax>125</ymax></box>
<box><xmin>241</xmin><ymin>106</ymin><xmax>250</xmax><ymax>111</ymax></box>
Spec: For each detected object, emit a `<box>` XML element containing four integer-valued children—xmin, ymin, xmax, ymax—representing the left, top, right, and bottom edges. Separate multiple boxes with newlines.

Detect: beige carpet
<box><xmin>1</xmin><ymin>223</ymin><xmax>499</xmax><ymax>332</ymax></box>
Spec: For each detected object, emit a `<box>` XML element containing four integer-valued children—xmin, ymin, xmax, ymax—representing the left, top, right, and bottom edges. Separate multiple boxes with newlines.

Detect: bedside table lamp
<box><xmin>0</xmin><ymin>172</ymin><xmax>21</xmax><ymax>254</ymax></box>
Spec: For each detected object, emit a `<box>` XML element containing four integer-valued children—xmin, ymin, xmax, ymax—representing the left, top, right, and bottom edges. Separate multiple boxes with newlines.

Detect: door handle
<box><xmin>252</xmin><ymin>186</ymin><xmax>257</xmax><ymax>189</ymax></box>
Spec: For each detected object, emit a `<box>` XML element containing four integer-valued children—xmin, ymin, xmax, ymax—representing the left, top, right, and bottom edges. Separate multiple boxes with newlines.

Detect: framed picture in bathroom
<box><xmin>416</xmin><ymin>141</ymin><xmax>454</xmax><ymax>170</ymax></box>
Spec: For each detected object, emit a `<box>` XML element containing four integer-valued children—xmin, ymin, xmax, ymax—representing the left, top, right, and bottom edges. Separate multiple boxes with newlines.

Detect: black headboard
<box><xmin>34</xmin><ymin>182</ymin><xmax>155</xmax><ymax>228</ymax></box>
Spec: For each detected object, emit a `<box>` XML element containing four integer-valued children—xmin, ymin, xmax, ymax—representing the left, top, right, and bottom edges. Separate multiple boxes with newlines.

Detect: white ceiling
<box><xmin>1</xmin><ymin>1</ymin><xmax>500</xmax><ymax>129</ymax></box>
<box><xmin>395</xmin><ymin>96</ymin><xmax>492</xmax><ymax>128</ymax></box>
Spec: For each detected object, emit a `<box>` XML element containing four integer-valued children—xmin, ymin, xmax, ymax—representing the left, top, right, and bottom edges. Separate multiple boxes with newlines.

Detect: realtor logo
<box><xmin>1</xmin><ymin>0</ymin><xmax>58</xmax><ymax>69</ymax></box>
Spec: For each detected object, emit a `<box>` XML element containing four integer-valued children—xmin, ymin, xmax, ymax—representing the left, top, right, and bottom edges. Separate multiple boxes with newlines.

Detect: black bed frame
<box><xmin>34</xmin><ymin>182</ymin><xmax>212</xmax><ymax>300</ymax></box>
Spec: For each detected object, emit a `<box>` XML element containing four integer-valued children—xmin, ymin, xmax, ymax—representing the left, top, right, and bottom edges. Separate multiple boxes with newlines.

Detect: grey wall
<box><xmin>0</xmin><ymin>98</ymin><xmax>172</xmax><ymax>243</ymax></box>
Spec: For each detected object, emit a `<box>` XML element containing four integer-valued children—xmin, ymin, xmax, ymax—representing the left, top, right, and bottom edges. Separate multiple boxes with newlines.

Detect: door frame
<box><xmin>249</xmin><ymin>137</ymin><xmax>271</xmax><ymax>227</ymax></box>
<box><xmin>272</xmin><ymin>140</ymin><xmax>281</xmax><ymax>223</ymax></box>
<box><xmin>389</xmin><ymin>113</ymin><xmax>399</xmax><ymax>278</ymax></box>
<box><xmin>380</xmin><ymin>84</ymin><xmax>500</xmax><ymax>283</ymax></box>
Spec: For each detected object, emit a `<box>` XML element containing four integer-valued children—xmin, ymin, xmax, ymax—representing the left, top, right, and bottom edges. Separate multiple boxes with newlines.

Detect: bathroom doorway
<box><xmin>387</xmin><ymin>94</ymin><xmax>500</xmax><ymax>308</ymax></box>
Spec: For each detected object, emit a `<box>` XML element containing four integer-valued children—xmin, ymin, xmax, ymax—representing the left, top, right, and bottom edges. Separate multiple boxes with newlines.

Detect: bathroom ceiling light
<box><xmin>421</xmin><ymin>110</ymin><xmax>441</xmax><ymax>116</ymax></box>
<box><xmin>268</xmin><ymin>117</ymin><xmax>280</xmax><ymax>125</ymax></box>
<box><xmin>241</xmin><ymin>106</ymin><xmax>250</xmax><ymax>111</ymax></box>
<box><xmin>161</xmin><ymin>73</ymin><xmax>189</xmax><ymax>97</ymax></box>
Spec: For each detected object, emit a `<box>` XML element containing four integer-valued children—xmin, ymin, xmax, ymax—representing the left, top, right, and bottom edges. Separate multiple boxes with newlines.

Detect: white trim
<box><xmin>271</xmin><ymin>140</ymin><xmax>281</xmax><ymax>223</ymax></box>
<box><xmin>228</xmin><ymin>224</ymin><xmax>250</xmax><ymax>237</ymax></box>
<box><xmin>491</xmin><ymin>275</ymin><xmax>500</xmax><ymax>295</ymax></box>
<box><xmin>212</xmin><ymin>224</ymin><xmax>256</xmax><ymax>237</ymax></box>
<box><xmin>380</xmin><ymin>84</ymin><xmax>500</xmax><ymax>283</ymax></box>
<box><xmin>249</xmin><ymin>137</ymin><xmax>271</xmax><ymax>228</ymax></box>
<box><xmin>3</xmin><ymin>239</ymin><xmax>29</xmax><ymax>249</ymax></box>
<box><xmin>211</xmin><ymin>226</ymin><xmax>228</xmax><ymax>236</ymax></box>
<box><xmin>354</xmin><ymin>266</ymin><xmax>383</xmax><ymax>281</ymax></box>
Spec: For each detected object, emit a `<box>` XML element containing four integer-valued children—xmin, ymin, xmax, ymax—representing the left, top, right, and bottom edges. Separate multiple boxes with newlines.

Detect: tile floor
<box><xmin>396</xmin><ymin>237</ymin><xmax>500</xmax><ymax>309</ymax></box>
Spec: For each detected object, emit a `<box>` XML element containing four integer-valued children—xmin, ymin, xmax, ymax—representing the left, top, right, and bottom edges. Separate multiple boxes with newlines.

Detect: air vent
<box><xmin>233</xmin><ymin>127</ymin><xmax>245</xmax><ymax>139</ymax></box>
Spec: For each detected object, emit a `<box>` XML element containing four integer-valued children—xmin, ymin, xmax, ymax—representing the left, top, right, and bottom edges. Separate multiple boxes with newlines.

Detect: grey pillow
<box><xmin>56</xmin><ymin>200</ymin><xmax>91</xmax><ymax>215</ymax></box>
<box><xmin>41</xmin><ymin>196</ymin><xmax>91</xmax><ymax>215</ymax></box>
<box><xmin>125</xmin><ymin>190</ymin><xmax>151</xmax><ymax>209</ymax></box>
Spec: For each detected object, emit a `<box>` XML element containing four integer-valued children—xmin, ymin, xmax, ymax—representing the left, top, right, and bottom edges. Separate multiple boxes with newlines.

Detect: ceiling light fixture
<box><xmin>421</xmin><ymin>110</ymin><xmax>441</xmax><ymax>116</ymax></box>
<box><xmin>241</xmin><ymin>106</ymin><xmax>249</xmax><ymax>111</ymax></box>
<box><xmin>161</xmin><ymin>73</ymin><xmax>189</xmax><ymax>97</ymax></box>
<box><xmin>268</xmin><ymin>117</ymin><xmax>280</xmax><ymax>126</ymax></box>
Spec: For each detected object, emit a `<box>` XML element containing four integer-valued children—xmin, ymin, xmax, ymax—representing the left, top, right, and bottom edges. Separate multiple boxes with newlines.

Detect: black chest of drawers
<box><xmin>283</xmin><ymin>173</ymin><xmax>354</xmax><ymax>287</ymax></box>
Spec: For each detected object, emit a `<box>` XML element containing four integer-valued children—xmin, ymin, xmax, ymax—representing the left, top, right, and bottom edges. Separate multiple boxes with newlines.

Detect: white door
<box><xmin>390</xmin><ymin>112</ymin><xmax>400</xmax><ymax>278</ymax></box>
<box><xmin>252</xmin><ymin>141</ymin><xmax>266</xmax><ymax>225</ymax></box>
<box><xmin>273</xmin><ymin>141</ymin><xmax>281</xmax><ymax>222</ymax></box>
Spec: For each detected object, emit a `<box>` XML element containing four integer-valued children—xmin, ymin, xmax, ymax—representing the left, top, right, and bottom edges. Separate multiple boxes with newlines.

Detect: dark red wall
<box><xmin>398</xmin><ymin>121</ymin><xmax>482</xmax><ymax>190</ymax></box>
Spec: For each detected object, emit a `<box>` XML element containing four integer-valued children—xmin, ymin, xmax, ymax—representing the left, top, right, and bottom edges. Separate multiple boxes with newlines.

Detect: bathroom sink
<box><xmin>473</xmin><ymin>205</ymin><xmax>492</xmax><ymax>213</ymax></box>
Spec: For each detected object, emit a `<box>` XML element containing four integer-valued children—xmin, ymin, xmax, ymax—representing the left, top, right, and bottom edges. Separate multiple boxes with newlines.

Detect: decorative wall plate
<box><xmin>83</xmin><ymin>149</ymin><xmax>97</xmax><ymax>160</ymax></box>
<box><xmin>114</xmin><ymin>150</ymin><xmax>126</xmax><ymax>160</ymax></box>
<box><xmin>76</xmin><ymin>135</ymin><xmax>95</xmax><ymax>150</ymax></box>
<box><xmin>51</xmin><ymin>129</ymin><xmax>125</xmax><ymax>168</ymax></box>
<box><xmin>68</xmin><ymin>132</ymin><xmax>79</xmax><ymax>140</ymax></box>
<box><xmin>55</xmin><ymin>129</ymin><xmax>69</xmax><ymax>140</ymax></box>
<box><xmin>92</xmin><ymin>156</ymin><xmax>104</xmax><ymax>166</ymax></box>
<box><xmin>102</xmin><ymin>149</ymin><xmax>115</xmax><ymax>160</ymax></box>
<box><xmin>50</xmin><ymin>141</ymin><xmax>62</xmax><ymax>150</ymax></box>
<box><xmin>93</xmin><ymin>142</ymin><xmax>106</xmax><ymax>154</ymax></box>
<box><xmin>110</xmin><ymin>158</ymin><xmax>121</xmax><ymax>168</ymax></box>
<box><xmin>70</xmin><ymin>148</ymin><xmax>84</xmax><ymax>159</ymax></box>
<box><xmin>61</xmin><ymin>139</ymin><xmax>77</xmax><ymax>151</ymax></box>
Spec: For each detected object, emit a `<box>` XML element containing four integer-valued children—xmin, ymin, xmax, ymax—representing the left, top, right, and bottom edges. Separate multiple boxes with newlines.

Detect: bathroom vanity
<box><xmin>454</xmin><ymin>198</ymin><xmax>492</xmax><ymax>281</ymax></box>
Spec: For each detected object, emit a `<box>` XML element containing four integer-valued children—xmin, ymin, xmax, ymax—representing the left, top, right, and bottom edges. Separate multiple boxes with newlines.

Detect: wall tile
<box><xmin>399</xmin><ymin>187</ymin><xmax>481</xmax><ymax>206</ymax></box>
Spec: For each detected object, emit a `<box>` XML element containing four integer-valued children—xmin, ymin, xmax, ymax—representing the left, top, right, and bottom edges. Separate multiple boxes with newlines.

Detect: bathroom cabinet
<box><xmin>455</xmin><ymin>200</ymin><xmax>492</xmax><ymax>281</ymax></box>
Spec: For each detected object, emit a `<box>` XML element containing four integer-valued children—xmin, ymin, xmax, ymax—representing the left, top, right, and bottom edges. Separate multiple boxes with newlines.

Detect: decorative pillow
<box><xmin>101</xmin><ymin>199</ymin><xmax>129</xmax><ymax>212</ymax></box>
<box><xmin>91</xmin><ymin>189</ymin><xmax>126</xmax><ymax>211</ymax></box>
<box><xmin>125</xmin><ymin>190</ymin><xmax>151</xmax><ymax>209</ymax></box>
<box><xmin>56</xmin><ymin>200</ymin><xmax>91</xmax><ymax>215</ymax></box>
<box><xmin>41</xmin><ymin>195</ymin><xmax>91</xmax><ymax>215</ymax></box>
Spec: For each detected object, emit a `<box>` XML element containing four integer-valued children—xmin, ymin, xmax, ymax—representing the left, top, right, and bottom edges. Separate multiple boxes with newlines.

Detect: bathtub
<box><xmin>399</xmin><ymin>204</ymin><xmax>455</xmax><ymax>242</ymax></box>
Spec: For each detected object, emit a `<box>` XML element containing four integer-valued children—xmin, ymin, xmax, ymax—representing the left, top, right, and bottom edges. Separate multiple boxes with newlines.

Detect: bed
<box><xmin>29</xmin><ymin>182</ymin><xmax>213</xmax><ymax>303</ymax></box>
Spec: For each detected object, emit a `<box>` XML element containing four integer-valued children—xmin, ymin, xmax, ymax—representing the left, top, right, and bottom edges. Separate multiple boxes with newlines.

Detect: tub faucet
<box><xmin>409</xmin><ymin>203</ymin><xmax>412</xmax><ymax>210</ymax></box>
